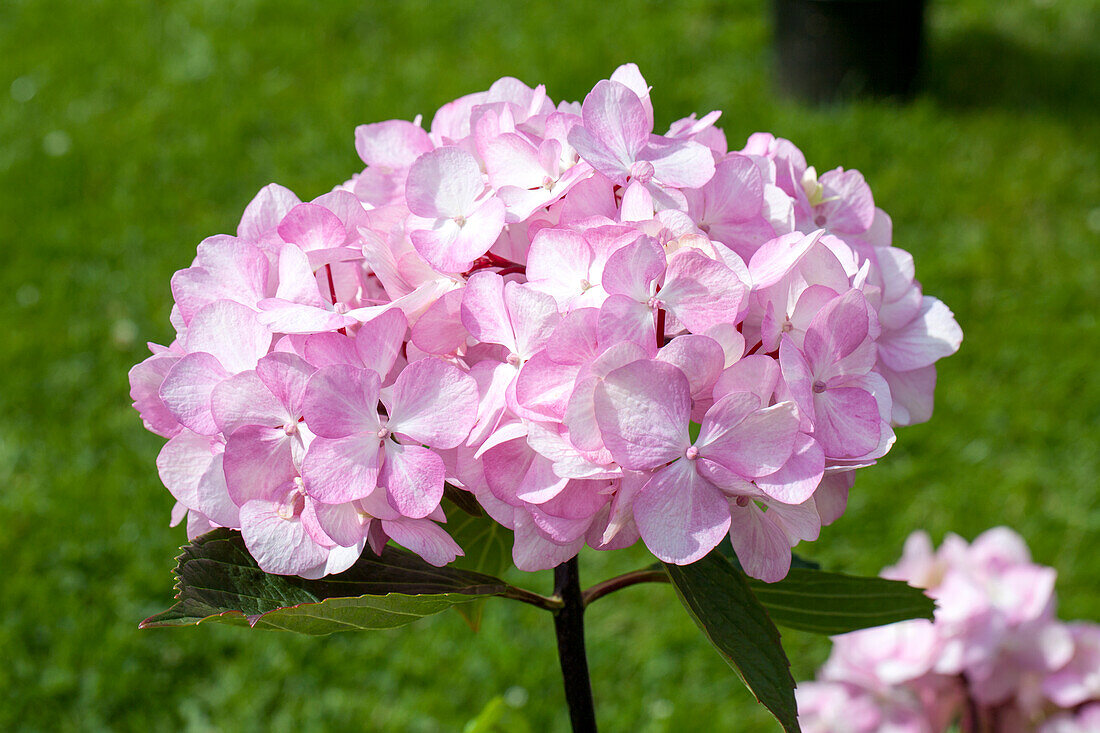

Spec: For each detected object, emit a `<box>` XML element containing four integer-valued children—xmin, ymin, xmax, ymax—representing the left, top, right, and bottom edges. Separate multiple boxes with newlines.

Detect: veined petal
<box><xmin>381</xmin><ymin>517</ymin><xmax>462</xmax><ymax>566</ymax></box>
<box><xmin>594</xmin><ymin>359</ymin><xmax>691</xmax><ymax>469</ymax></box>
<box><xmin>302</xmin><ymin>365</ymin><xmax>382</xmax><ymax>438</ymax></box>
<box><xmin>699</xmin><ymin>397</ymin><xmax>800</xmax><ymax>479</ymax></box>
<box><xmin>301</xmin><ymin>435</ymin><xmax>382</xmax><ymax>504</ymax></box>
<box><xmin>386</xmin><ymin>358</ymin><xmax>478</xmax><ymax>448</ymax></box>
<box><xmin>728</xmin><ymin>501</ymin><xmax>792</xmax><ymax>583</ymax></box>
<box><xmin>380</xmin><ymin>442</ymin><xmax>445</xmax><ymax>519</ymax></box>
<box><xmin>634</xmin><ymin>459</ymin><xmax>731</xmax><ymax>564</ymax></box>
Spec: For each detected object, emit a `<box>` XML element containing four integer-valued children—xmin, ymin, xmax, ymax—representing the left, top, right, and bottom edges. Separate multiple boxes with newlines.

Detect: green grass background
<box><xmin>2</xmin><ymin>0</ymin><xmax>1097</xmax><ymax>730</ymax></box>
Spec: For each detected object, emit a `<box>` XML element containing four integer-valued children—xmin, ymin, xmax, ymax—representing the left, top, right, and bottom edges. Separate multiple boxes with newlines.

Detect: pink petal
<box><xmin>183</xmin><ymin>300</ymin><xmax>271</xmax><ymax>375</ymax></box>
<box><xmin>747</xmin><ymin>231</ymin><xmax>820</xmax><ymax>290</ymax></box>
<box><xmin>410</xmin><ymin>287</ymin><xmax>467</xmax><ymax>355</ymax></box>
<box><xmin>301</xmin><ymin>435</ymin><xmax>382</xmax><ymax>504</ymax></box>
<box><xmin>728</xmin><ymin>501</ymin><xmax>792</xmax><ymax>583</ymax></box>
<box><xmin>878</xmin><ymin>296</ymin><xmax>963</xmax><ymax>372</ymax></box>
<box><xmin>699</xmin><ymin>396</ymin><xmax>800</xmax><ymax>479</ymax></box>
<box><xmin>601</xmin><ymin>236</ymin><xmax>664</xmax><ymax>301</ymax></box>
<box><xmin>634</xmin><ymin>459</ymin><xmax>731</xmax><ymax>564</ymax></box>
<box><xmin>405</xmin><ymin>146</ymin><xmax>486</xmax><ymax>219</ymax></box>
<box><xmin>386</xmin><ymin>358</ymin><xmax>478</xmax><ymax>448</ymax></box>
<box><xmin>656</xmin><ymin>334</ymin><xmax>725</xmax><ymax>397</ymax></box>
<box><xmin>354</xmin><ymin>119</ymin><xmax>433</xmax><ymax>169</ymax></box>
<box><xmin>129</xmin><ymin>352</ymin><xmax>182</xmax><ymax>438</ymax></box>
<box><xmin>222</xmin><ymin>425</ymin><xmax>297</xmax><ymax>505</ymax></box>
<box><xmin>311</xmin><ymin>501</ymin><xmax>369</xmax><ymax>547</ymax></box>
<box><xmin>255</xmin><ymin>352</ymin><xmax>314</xmax><ymax>415</ymax></box>
<box><xmin>160</xmin><ymin>352</ymin><xmax>230</xmax><ymax>435</ymax></box>
<box><xmin>409</xmin><ymin>196</ymin><xmax>506</xmax><ymax>273</ymax></box>
<box><xmin>380</xmin><ymin>442</ymin><xmax>445</xmax><ymax>519</ymax></box>
<box><xmin>238</xmin><ymin>183</ymin><xmax>300</xmax><ymax>241</ymax></box>
<box><xmin>512</xmin><ymin>512</ymin><xmax>584</xmax><ymax>572</ymax></box>
<box><xmin>804</xmin><ymin>289</ymin><xmax>873</xmax><ymax>373</ymax></box>
<box><xmin>354</xmin><ymin>308</ymin><xmax>408</xmax><ymax>379</ymax></box>
<box><xmin>660</xmin><ymin>250</ymin><xmax>748</xmax><ymax>333</ymax></box>
<box><xmin>568</xmin><ymin>80</ymin><xmax>650</xmax><ymax>180</ymax></box>
<box><xmin>157</xmin><ymin>430</ymin><xmax>217</xmax><ymax>510</ymax></box>
<box><xmin>594</xmin><ymin>359</ymin><xmax>690</xmax><ymax>470</ymax></box>
<box><xmin>171</xmin><ymin>236</ymin><xmax>270</xmax><ymax>324</ymax></box>
<box><xmin>639</xmin><ymin>137</ymin><xmax>716</xmax><ymax>188</ymax></box>
<box><xmin>210</xmin><ymin>370</ymin><xmax>285</xmax><ymax>435</ymax></box>
<box><xmin>240</xmin><ymin>497</ymin><xmax>328</xmax><ymax>575</ymax></box>
<box><xmin>813</xmin><ymin>387</ymin><xmax>882</xmax><ymax>458</ymax></box>
<box><xmin>277</xmin><ymin>203</ymin><xmax>347</xmax><ymax>251</ymax></box>
<box><xmin>753</xmin><ymin>433</ymin><xmax>824</xmax><ymax>504</ymax></box>
<box><xmin>381</xmin><ymin>517</ymin><xmax>462</xmax><ymax>566</ymax></box>
<box><xmin>302</xmin><ymin>365</ymin><xmax>381</xmax><ymax>438</ymax></box>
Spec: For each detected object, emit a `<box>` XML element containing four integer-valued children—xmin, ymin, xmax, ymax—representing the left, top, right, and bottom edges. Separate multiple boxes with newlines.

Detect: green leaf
<box><xmin>664</xmin><ymin>552</ymin><xmax>800</xmax><ymax>733</ymax></box>
<box><xmin>443</xmin><ymin>497</ymin><xmax>514</xmax><ymax>630</ymax></box>
<box><xmin>141</xmin><ymin>528</ymin><xmax>514</xmax><ymax>636</ymax></box>
<box><xmin>713</xmin><ymin>537</ymin><xmax>935</xmax><ymax>635</ymax></box>
<box><xmin>747</xmin><ymin>569</ymin><xmax>935</xmax><ymax>636</ymax></box>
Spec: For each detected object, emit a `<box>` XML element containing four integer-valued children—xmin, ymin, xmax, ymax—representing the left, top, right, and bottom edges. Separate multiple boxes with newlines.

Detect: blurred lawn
<box><xmin>2</xmin><ymin>0</ymin><xmax>1098</xmax><ymax>730</ymax></box>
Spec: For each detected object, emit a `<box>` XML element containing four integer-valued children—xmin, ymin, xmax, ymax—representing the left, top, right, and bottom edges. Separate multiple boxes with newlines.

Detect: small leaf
<box><xmin>664</xmin><ymin>552</ymin><xmax>800</xmax><ymax>733</ymax></box>
<box><xmin>141</xmin><ymin>528</ymin><xmax>514</xmax><ymax>636</ymax></box>
<box><xmin>444</xmin><ymin>483</ymin><xmax>485</xmax><ymax>516</ymax></box>
<box><xmin>747</xmin><ymin>569</ymin><xmax>935</xmax><ymax>636</ymax></box>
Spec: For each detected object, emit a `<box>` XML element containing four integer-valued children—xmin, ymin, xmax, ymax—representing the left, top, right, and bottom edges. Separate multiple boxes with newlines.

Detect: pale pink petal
<box><xmin>160</xmin><ymin>352</ymin><xmax>231</xmax><ymax>435</ymax></box>
<box><xmin>302</xmin><ymin>365</ymin><xmax>381</xmax><ymax>438</ymax></box>
<box><xmin>596</xmin><ymin>294</ymin><xmax>656</xmax><ymax>352</ymax></box>
<box><xmin>409</xmin><ymin>195</ymin><xmax>505</xmax><ymax>273</ymax></box>
<box><xmin>210</xmin><ymin>370</ymin><xmax>285</xmax><ymax>435</ymax></box>
<box><xmin>195</xmin><ymin>454</ymin><xmax>240</xmax><ymax>528</ymax></box>
<box><xmin>171</xmin><ymin>237</ymin><xmax>270</xmax><ymax>324</ymax></box>
<box><xmin>381</xmin><ymin>517</ymin><xmax>462</xmax><ymax>566</ymax></box>
<box><xmin>728</xmin><ymin>501</ymin><xmax>792</xmax><ymax>583</ymax></box>
<box><xmin>699</xmin><ymin>396</ymin><xmax>800</xmax><ymax>479</ymax></box>
<box><xmin>355</xmin><ymin>119</ymin><xmax>433</xmax><ymax>168</ymax></box>
<box><xmin>238</xmin><ymin>183</ymin><xmax>300</xmax><ymax>241</ymax></box>
<box><xmin>410</xmin><ymin>288</ymin><xmax>467</xmax><ymax>355</ymax></box>
<box><xmin>157</xmin><ymin>430</ymin><xmax>217</xmax><ymax>510</ymax></box>
<box><xmin>634</xmin><ymin>459</ymin><xmax>731</xmax><ymax>564</ymax></box>
<box><xmin>386</xmin><ymin>358</ymin><xmax>478</xmax><ymax>448</ymax></box>
<box><xmin>240</xmin><ymin>497</ymin><xmax>328</xmax><ymax>575</ymax></box>
<box><xmin>660</xmin><ymin>250</ymin><xmax>748</xmax><ymax>332</ymax></box>
<box><xmin>354</xmin><ymin>308</ymin><xmax>408</xmax><ymax>379</ymax></box>
<box><xmin>380</xmin><ymin>442</ymin><xmax>445</xmax><ymax>518</ymax></box>
<box><xmin>311</xmin><ymin>501</ymin><xmax>369</xmax><ymax>547</ymax></box>
<box><xmin>803</xmin><ymin>289</ymin><xmax>872</xmax><ymax>371</ymax></box>
<box><xmin>461</xmin><ymin>272</ymin><xmax>516</xmax><ymax>352</ymax></box>
<box><xmin>405</xmin><ymin>146</ymin><xmax>486</xmax><ymax>219</ymax></box>
<box><xmin>748</xmin><ymin>231</ymin><xmax>820</xmax><ymax>290</ymax></box>
<box><xmin>255</xmin><ymin>352</ymin><xmax>314</xmax><ymax>414</ymax></box>
<box><xmin>601</xmin><ymin>236</ymin><xmax>664</xmax><ymax>301</ymax></box>
<box><xmin>184</xmin><ymin>300</ymin><xmax>271</xmax><ymax>374</ymax></box>
<box><xmin>754</xmin><ymin>433</ymin><xmax>824</xmax><ymax>504</ymax></box>
<box><xmin>640</xmin><ymin>137</ymin><xmax>716</xmax><ymax>188</ymax></box>
<box><xmin>594</xmin><ymin>359</ymin><xmax>690</xmax><ymax>469</ymax></box>
<box><xmin>277</xmin><ymin>203</ymin><xmax>347</xmax><ymax>251</ymax></box>
<box><xmin>222</xmin><ymin>425</ymin><xmax>297</xmax><ymax>505</ymax></box>
<box><xmin>878</xmin><ymin>296</ymin><xmax>963</xmax><ymax>372</ymax></box>
<box><xmin>569</xmin><ymin>80</ymin><xmax>650</xmax><ymax>179</ymax></box>
<box><xmin>512</xmin><ymin>512</ymin><xmax>583</xmax><ymax>572</ymax></box>
<box><xmin>813</xmin><ymin>387</ymin><xmax>882</xmax><ymax>459</ymax></box>
<box><xmin>301</xmin><ymin>435</ymin><xmax>382</xmax><ymax>504</ymax></box>
<box><xmin>656</xmin><ymin>334</ymin><xmax>725</xmax><ymax>397</ymax></box>
<box><xmin>129</xmin><ymin>352</ymin><xmax>183</xmax><ymax>438</ymax></box>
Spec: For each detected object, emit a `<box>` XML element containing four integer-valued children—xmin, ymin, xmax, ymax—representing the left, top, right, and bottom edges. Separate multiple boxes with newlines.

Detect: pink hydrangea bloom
<box><xmin>130</xmin><ymin>64</ymin><xmax>961</xmax><ymax>578</ymax></box>
<box><xmin>799</xmin><ymin>528</ymin><xmax>1099</xmax><ymax>732</ymax></box>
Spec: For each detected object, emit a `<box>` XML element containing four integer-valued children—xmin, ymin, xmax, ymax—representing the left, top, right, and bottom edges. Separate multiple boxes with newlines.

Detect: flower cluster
<box><xmin>130</xmin><ymin>64</ymin><xmax>961</xmax><ymax>579</ymax></box>
<box><xmin>797</xmin><ymin>528</ymin><xmax>1100</xmax><ymax>732</ymax></box>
